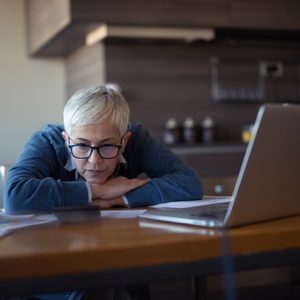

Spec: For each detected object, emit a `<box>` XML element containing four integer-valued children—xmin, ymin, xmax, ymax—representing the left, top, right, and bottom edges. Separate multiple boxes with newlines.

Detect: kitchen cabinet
<box><xmin>171</xmin><ymin>143</ymin><xmax>246</xmax><ymax>195</ymax></box>
<box><xmin>172</xmin><ymin>143</ymin><xmax>246</xmax><ymax>177</ymax></box>
<box><xmin>25</xmin><ymin>0</ymin><xmax>230</xmax><ymax>56</ymax></box>
<box><xmin>25</xmin><ymin>0</ymin><xmax>300</xmax><ymax>57</ymax></box>
<box><xmin>231</xmin><ymin>1</ymin><xmax>300</xmax><ymax>30</ymax></box>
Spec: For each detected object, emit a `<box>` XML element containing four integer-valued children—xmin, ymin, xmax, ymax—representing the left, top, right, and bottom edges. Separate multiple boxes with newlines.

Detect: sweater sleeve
<box><xmin>3</xmin><ymin>126</ymin><xmax>89</xmax><ymax>214</ymax></box>
<box><xmin>124</xmin><ymin>125</ymin><xmax>203</xmax><ymax>207</ymax></box>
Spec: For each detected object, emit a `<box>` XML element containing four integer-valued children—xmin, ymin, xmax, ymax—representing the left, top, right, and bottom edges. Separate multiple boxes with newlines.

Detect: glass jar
<box><xmin>183</xmin><ymin>117</ymin><xmax>198</xmax><ymax>144</ymax></box>
<box><xmin>162</xmin><ymin>118</ymin><xmax>182</xmax><ymax>145</ymax></box>
<box><xmin>202</xmin><ymin>116</ymin><xmax>215</xmax><ymax>143</ymax></box>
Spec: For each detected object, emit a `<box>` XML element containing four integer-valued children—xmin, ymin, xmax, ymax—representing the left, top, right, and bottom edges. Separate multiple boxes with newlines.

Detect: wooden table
<box><xmin>1</xmin><ymin>212</ymin><xmax>300</xmax><ymax>297</ymax></box>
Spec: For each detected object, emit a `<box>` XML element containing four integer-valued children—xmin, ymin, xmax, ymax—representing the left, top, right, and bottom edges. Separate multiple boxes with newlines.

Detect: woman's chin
<box><xmin>84</xmin><ymin>174</ymin><xmax>108</xmax><ymax>184</ymax></box>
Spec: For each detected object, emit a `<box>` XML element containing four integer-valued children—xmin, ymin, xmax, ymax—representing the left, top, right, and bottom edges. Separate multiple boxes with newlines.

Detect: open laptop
<box><xmin>140</xmin><ymin>104</ymin><xmax>300</xmax><ymax>228</ymax></box>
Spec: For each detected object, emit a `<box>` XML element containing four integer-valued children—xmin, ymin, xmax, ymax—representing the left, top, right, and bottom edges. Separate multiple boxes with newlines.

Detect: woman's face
<box><xmin>63</xmin><ymin>121</ymin><xmax>130</xmax><ymax>184</ymax></box>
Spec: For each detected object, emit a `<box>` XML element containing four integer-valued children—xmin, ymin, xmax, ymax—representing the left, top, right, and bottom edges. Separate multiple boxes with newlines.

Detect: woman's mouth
<box><xmin>86</xmin><ymin>170</ymin><xmax>105</xmax><ymax>177</ymax></box>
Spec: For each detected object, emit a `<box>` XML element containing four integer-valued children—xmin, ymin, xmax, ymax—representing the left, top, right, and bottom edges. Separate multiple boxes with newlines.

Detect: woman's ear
<box><xmin>121</xmin><ymin>131</ymin><xmax>132</xmax><ymax>150</ymax></box>
<box><xmin>62</xmin><ymin>131</ymin><xmax>68</xmax><ymax>143</ymax></box>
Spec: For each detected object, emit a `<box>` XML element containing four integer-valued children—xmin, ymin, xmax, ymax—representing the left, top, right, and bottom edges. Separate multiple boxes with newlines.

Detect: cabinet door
<box><xmin>71</xmin><ymin>0</ymin><xmax>231</xmax><ymax>27</ymax></box>
<box><xmin>231</xmin><ymin>0</ymin><xmax>300</xmax><ymax>30</ymax></box>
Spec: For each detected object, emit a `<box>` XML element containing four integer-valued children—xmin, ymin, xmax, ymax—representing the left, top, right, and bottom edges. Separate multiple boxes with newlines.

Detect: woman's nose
<box><xmin>88</xmin><ymin>149</ymin><xmax>104</xmax><ymax>163</ymax></box>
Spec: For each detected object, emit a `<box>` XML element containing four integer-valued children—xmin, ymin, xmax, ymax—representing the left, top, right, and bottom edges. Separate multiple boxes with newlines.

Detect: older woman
<box><xmin>3</xmin><ymin>85</ymin><xmax>203</xmax><ymax>299</ymax></box>
<box><xmin>4</xmin><ymin>85</ymin><xmax>202</xmax><ymax>213</ymax></box>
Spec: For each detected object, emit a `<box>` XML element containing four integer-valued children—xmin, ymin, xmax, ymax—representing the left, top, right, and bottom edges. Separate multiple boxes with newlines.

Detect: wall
<box><xmin>0</xmin><ymin>0</ymin><xmax>65</xmax><ymax>165</ymax></box>
<box><xmin>105</xmin><ymin>39</ymin><xmax>300</xmax><ymax>143</ymax></box>
<box><xmin>66</xmin><ymin>43</ymin><xmax>106</xmax><ymax>98</ymax></box>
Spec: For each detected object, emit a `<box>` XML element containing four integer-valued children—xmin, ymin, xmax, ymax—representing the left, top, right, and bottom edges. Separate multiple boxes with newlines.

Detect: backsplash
<box><xmin>105</xmin><ymin>39</ymin><xmax>300</xmax><ymax>143</ymax></box>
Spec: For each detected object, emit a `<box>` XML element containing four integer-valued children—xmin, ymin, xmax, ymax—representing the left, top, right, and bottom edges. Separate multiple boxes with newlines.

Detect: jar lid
<box><xmin>183</xmin><ymin>117</ymin><xmax>195</xmax><ymax>128</ymax></box>
<box><xmin>165</xmin><ymin>117</ymin><xmax>178</xmax><ymax>129</ymax></box>
<box><xmin>202</xmin><ymin>117</ymin><xmax>214</xmax><ymax>128</ymax></box>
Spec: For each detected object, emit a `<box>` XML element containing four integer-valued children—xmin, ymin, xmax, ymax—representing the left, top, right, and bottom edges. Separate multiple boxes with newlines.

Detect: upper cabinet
<box><xmin>231</xmin><ymin>1</ymin><xmax>300</xmax><ymax>30</ymax></box>
<box><xmin>25</xmin><ymin>0</ymin><xmax>231</xmax><ymax>56</ymax></box>
<box><xmin>25</xmin><ymin>0</ymin><xmax>300</xmax><ymax>57</ymax></box>
<box><xmin>26</xmin><ymin>0</ymin><xmax>72</xmax><ymax>56</ymax></box>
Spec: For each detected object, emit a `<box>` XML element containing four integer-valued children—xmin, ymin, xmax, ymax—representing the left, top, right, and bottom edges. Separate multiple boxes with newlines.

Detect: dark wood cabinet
<box><xmin>231</xmin><ymin>1</ymin><xmax>300</xmax><ymax>30</ymax></box>
<box><xmin>25</xmin><ymin>0</ymin><xmax>300</xmax><ymax>57</ymax></box>
<box><xmin>172</xmin><ymin>143</ymin><xmax>246</xmax><ymax>176</ymax></box>
<box><xmin>25</xmin><ymin>0</ymin><xmax>230</xmax><ymax>56</ymax></box>
<box><xmin>172</xmin><ymin>143</ymin><xmax>246</xmax><ymax>195</ymax></box>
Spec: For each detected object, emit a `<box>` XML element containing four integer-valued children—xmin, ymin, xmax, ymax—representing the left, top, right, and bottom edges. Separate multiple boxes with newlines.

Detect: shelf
<box><xmin>170</xmin><ymin>143</ymin><xmax>247</xmax><ymax>156</ymax></box>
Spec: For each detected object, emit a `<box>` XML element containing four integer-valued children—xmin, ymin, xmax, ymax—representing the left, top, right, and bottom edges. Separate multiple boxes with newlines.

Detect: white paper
<box><xmin>0</xmin><ymin>211</ymin><xmax>55</xmax><ymax>239</ymax></box>
<box><xmin>0</xmin><ymin>227</ymin><xmax>13</xmax><ymax>239</ymax></box>
<box><xmin>102</xmin><ymin>209</ymin><xmax>147</xmax><ymax>218</ymax></box>
<box><xmin>39</xmin><ymin>210</ymin><xmax>147</xmax><ymax>221</ymax></box>
<box><xmin>150</xmin><ymin>196</ymin><xmax>232</xmax><ymax>209</ymax></box>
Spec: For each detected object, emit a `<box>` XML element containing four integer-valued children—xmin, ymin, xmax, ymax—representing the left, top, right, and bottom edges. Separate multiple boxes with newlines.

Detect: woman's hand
<box><xmin>92</xmin><ymin>197</ymin><xmax>126</xmax><ymax>209</ymax></box>
<box><xmin>90</xmin><ymin>176</ymin><xmax>150</xmax><ymax>202</ymax></box>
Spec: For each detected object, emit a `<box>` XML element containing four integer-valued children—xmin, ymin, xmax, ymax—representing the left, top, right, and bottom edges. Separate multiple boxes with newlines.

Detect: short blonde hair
<box><xmin>63</xmin><ymin>86</ymin><xmax>130</xmax><ymax>135</ymax></box>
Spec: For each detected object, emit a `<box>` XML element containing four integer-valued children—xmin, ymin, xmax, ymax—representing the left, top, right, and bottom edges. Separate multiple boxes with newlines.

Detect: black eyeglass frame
<box><xmin>67</xmin><ymin>137</ymin><xmax>123</xmax><ymax>160</ymax></box>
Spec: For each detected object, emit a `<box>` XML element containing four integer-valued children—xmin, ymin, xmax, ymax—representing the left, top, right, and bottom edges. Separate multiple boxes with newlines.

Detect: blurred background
<box><xmin>1</xmin><ymin>1</ymin><xmax>300</xmax><ymax>297</ymax></box>
<box><xmin>1</xmin><ymin>0</ymin><xmax>300</xmax><ymax>203</ymax></box>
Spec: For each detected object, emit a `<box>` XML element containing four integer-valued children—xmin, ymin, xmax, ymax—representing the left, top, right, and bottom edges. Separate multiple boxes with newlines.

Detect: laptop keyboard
<box><xmin>190</xmin><ymin>203</ymin><xmax>229</xmax><ymax>220</ymax></box>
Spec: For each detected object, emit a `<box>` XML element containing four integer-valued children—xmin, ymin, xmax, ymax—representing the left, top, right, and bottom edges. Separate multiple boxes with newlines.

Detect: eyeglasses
<box><xmin>68</xmin><ymin>137</ymin><xmax>122</xmax><ymax>160</ymax></box>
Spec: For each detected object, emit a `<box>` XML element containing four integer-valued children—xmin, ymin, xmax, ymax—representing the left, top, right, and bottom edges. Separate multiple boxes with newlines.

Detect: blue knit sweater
<box><xmin>4</xmin><ymin>122</ymin><xmax>203</xmax><ymax>213</ymax></box>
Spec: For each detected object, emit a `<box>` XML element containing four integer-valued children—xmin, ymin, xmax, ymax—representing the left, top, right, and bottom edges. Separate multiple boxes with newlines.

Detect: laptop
<box><xmin>140</xmin><ymin>104</ymin><xmax>300</xmax><ymax>228</ymax></box>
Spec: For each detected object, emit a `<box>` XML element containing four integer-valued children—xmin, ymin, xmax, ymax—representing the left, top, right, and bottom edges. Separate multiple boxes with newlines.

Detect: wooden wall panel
<box><xmin>66</xmin><ymin>43</ymin><xmax>106</xmax><ymax>98</ymax></box>
<box><xmin>184</xmin><ymin>153</ymin><xmax>244</xmax><ymax>184</ymax></box>
<box><xmin>71</xmin><ymin>0</ymin><xmax>231</xmax><ymax>27</ymax></box>
<box><xmin>231</xmin><ymin>1</ymin><xmax>300</xmax><ymax>30</ymax></box>
<box><xmin>104</xmin><ymin>40</ymin><xmax>300</xmax><ymax>180</ymax></box>
<box><xmin>105</xmin><ymin>40</ymin><xmax>300</xmax><ymax>142</ymax></box>
<box><xmin>26</xmin><ymin>0</ymin><xmax>300</xmax><ymax>56</ymax></box>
